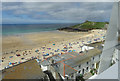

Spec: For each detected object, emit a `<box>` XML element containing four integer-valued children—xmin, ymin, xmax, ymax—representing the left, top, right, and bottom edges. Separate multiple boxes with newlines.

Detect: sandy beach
<box><xmin>2</xmin><ymin>31</ymin><xmax>89</xmax><ymax>53</ymax></box>
<box><xmin>2</xmin><ymin>30</ymin><xmax>106</xmax><ymax>70</ymax></box>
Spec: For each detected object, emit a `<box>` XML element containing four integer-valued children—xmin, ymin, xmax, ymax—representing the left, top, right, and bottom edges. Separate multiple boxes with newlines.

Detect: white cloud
<box><xmin>2</xmin><ymin>2</ymin><xmax>113</xmax><ymax>24</ymax></box>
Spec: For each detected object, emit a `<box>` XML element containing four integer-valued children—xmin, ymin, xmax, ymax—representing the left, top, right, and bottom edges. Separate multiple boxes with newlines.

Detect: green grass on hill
<box><xmin>71</xmin><ymin>21</ymin><xmax>109</xmax><ymax>29</ymax></box>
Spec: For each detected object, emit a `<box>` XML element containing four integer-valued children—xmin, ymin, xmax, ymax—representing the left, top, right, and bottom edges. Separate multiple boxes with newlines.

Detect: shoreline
<box><xmin>2</xmin><ymin>29</ymin><xmax>106</xmax><ymax>70</ymax></box>
<box><xmin>2</xmin><ymin>30</ymin><xmax>89</xmax><ymax>53</ymax></box>
<box><xmin>2</xmin><ymin>30</ymin><xmax>60</xmax><ymax>37</ymax></box>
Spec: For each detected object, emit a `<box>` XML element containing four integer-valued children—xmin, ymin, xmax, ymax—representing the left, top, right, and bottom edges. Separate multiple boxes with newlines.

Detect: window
<box><xmin>66</xmin><ymin>77</ymin><xmax>69</xmax><ymax>80</ymax></box>
<box><xmin>71</xmin><ymin>74</ymin><xmax>73</xmax><ymax>78</ymax></box>
<box><xmin>78</xmin><ymin>70</ymin><xmax>81</xmax><ymax>73</ymax></box>
<box><xmin>92</xmin><ymin>64</ymin><xmax>94</xmax><ymax>67</ymax></box>
<box><xmin>99</xmin><ymin>55</ymin><xmax>101</xmax><ymax>58</ymax></box>
<box><xmin>82</xmin><ymin>69</ymin><xmax>84</xmax><ymax>74</ymax></box>
<box><xmin>93</xmin><ymin>57</ymin><xmax>94</xmax><ymax>60</ymax></box>
<box><xmin>65</xmin><ymin>76</ymin><xmax>69</xmax><ymax>80</ymax></box>
<box><xmin>116</xmin><ymin>58</ymin><xmax>118</xmax><ymax>61</ymax></box>
<box><xmin>86</xmin><ymin>67</ymin><xmax>89</xmax><ymax>70</ymax></box>
<box><xmin>87</xmin><ymin>62</ymin><xmax>89</xmax><ymax>65</ymax></box>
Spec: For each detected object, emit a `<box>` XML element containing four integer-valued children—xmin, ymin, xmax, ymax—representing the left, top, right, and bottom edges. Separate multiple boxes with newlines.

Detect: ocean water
<box><xmin>2</xmin><ymin>24</ymin><xmax>77</xmax><ymax>36</ymax></box>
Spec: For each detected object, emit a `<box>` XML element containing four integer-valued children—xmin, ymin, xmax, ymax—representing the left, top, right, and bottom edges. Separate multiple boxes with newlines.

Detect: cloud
<box><xmin>2</xmin><ymin>0</ymin><xmax>115</xmax><ymax>2</ymax></box>
<box><xmin>2</xmin><ymin>2</ymin><xmax>113</xmax><ymax>24</ymax></box>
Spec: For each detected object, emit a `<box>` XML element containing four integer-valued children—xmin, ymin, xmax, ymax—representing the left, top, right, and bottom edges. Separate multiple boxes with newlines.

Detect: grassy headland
<box><xmin>57</xmin><ymin>21</ymin><xmax>109</xmax><ymax>32</ymax></box>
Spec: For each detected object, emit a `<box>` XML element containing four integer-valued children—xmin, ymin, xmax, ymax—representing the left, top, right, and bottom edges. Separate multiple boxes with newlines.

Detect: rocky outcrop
<box><xmin>57</xmin><ymin>27</ymin><xmax>90</xmax><ymax>32</ymax></box>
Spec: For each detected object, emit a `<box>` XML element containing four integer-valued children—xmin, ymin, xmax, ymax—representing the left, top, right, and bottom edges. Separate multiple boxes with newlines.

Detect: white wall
<box><xmin>112</xmin><ymin>49</ymin><xmax>118</xmax><ymax>63</ymax></box>
<box><xmin>70</xmin><ymin>54</ymin><xmax>101</xmax><ymax>77</ymax></box>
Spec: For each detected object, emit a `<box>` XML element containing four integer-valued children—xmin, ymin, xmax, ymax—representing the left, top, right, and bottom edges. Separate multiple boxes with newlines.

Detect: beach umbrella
<box><xmin>79</xmin><ymin>51</ymin><xmax>83</xmax><ymax>53</ymax></box>
<box><xmin>18</xmin><ymin>61</ymin><xmax>20</xmax><ymax>64</ymax></box>
<box><xmin>16</xmin><ymin>54</ymin><xmax>21</xmax><ymax>56</ymax></box>
<box><xmin>87</xmin><ymin>41</ymin><xmax>91</xmax><ymax>43</ymax></box>
<box><xmin>35</xmin><ymin>49</ymin><xmax>39</xmax><ymax>52</ymax></box>
<box><xmin>73</xmin><ymin>50</ymin><xmax>76</xmax><ymax>52</ymax></box>
<box><xmin>21</xmin><ymin>58</ymin><xmax>24</xmax><ymax>60</ymax></box>
<box><xmin>9</xmin><ymin>56</ymin><xmax>13</xmax><ymax>58</ymax></box>
<box><xmin>55</xmin><ymin>50</ymin><xmax>58</xmax><ymax>52</ymax></box>
<box><xmin>61</xmin><ymin>50</ymin><xmax>64</xmax><ymax>52</ymax></box>
<box><xmin>36</xmin><ymin>59</ymin><xmax>39</xmax><ymax>62</ymax></box>
<box><xmin>11</xmin><ymin>63</ymin><xmax>15</xmax><ymax>65</ymax></box>
<box><xmin>97</xmin><ymin>38</ymin><xmax>100</xmax><ymax>40</ymax></box>
<box><xmin>9</xmin><ymin>62</ymin><xmax>12</xmax><ymax>65</ymax></box>
<box><xmin>68</xmin><ymin>50</ymin><xmax>72</xmax><ymax>52</ymax></box>
<box><xmin>53</xmin><ymin>44</ymin><xmax>55</xmax><ymax>45</ymax></box>
<box><xmin>70</xmin><ymin>46</ymin><xmax>72</xmax><ymax>48</ymax></box>
<box><xmin>58</xmin><ymin>53</ymin><xmax>61</xmax><ymax>55</ymax></box>
<box><xmin>94</xmin><ymin>39</ymin><xmax>97</xmax><ymax>41</ymax></box>
<box><xmin>43</xmin><ymin>53</ymin><xmax>49</xmax><ymax>56</ymax></box>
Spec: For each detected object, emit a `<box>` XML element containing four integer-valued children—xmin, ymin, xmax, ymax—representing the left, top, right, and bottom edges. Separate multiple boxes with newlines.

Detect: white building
<box><xmin>39</xmin><ymin>44</ymin><xmax>103</xmax><ymax>80</ymax></box>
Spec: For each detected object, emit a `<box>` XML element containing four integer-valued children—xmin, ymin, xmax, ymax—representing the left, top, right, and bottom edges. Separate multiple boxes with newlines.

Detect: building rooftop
<box><xmin>40</xmin><ymin>48</ymin><xmax>102</xmax><ymax>77</ymax></box>
<box><xmin>2</xmin><ymin>60</ymin><xmax>45</xmax><ymax>79</ymax></box>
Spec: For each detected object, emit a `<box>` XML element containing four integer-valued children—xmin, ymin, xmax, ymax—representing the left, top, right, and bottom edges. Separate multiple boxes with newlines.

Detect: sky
<box><xmin>2</xmin><ymin>2</ymin><xmax>113</xmax><ymax>24</ymax></box>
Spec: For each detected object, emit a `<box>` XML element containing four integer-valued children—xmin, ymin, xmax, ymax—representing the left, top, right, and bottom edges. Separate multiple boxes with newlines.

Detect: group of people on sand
<box><xmin>1</xmin><ymin>30</ymin><xmax>106</xmax><ymax>70</ymax></box>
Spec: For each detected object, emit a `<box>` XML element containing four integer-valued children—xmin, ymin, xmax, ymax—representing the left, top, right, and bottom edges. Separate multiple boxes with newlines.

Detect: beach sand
<box><xmin>2</xmin><ymin>30</ymin><xmax>106</xmax><ymax>70</ymax></box>
<box><xmin>2</xmin><ymin>31</ymin><xmax>89</xmax><ymax>53</ymax></box>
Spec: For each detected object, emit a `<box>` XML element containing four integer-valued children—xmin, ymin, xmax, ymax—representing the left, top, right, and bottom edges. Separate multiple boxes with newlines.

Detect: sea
<box><xmin>2</xmin><ymin>24</ymin><xmax>77</xmax><ymax>36</ymax></box>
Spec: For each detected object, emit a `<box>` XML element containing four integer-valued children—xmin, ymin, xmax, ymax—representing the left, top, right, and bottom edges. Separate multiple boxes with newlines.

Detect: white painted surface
<box><xmin>82</xmin><ymin>46</ymin><xmax>94</xmax><ymax>51</ymax></box>
<box><xmin>89</xmin><ymin>62</ymin><xmax>118</xmax><ymax>79</ymax></box>
<box><xmin>41</xmin><ymin>65</ymin><xmax>48</xmax><ymax>71</ymax></box>
<box><xmin>98</xmin><ymin>2</ymin><xmax>119</xmax><ymax>74</ymax></box>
